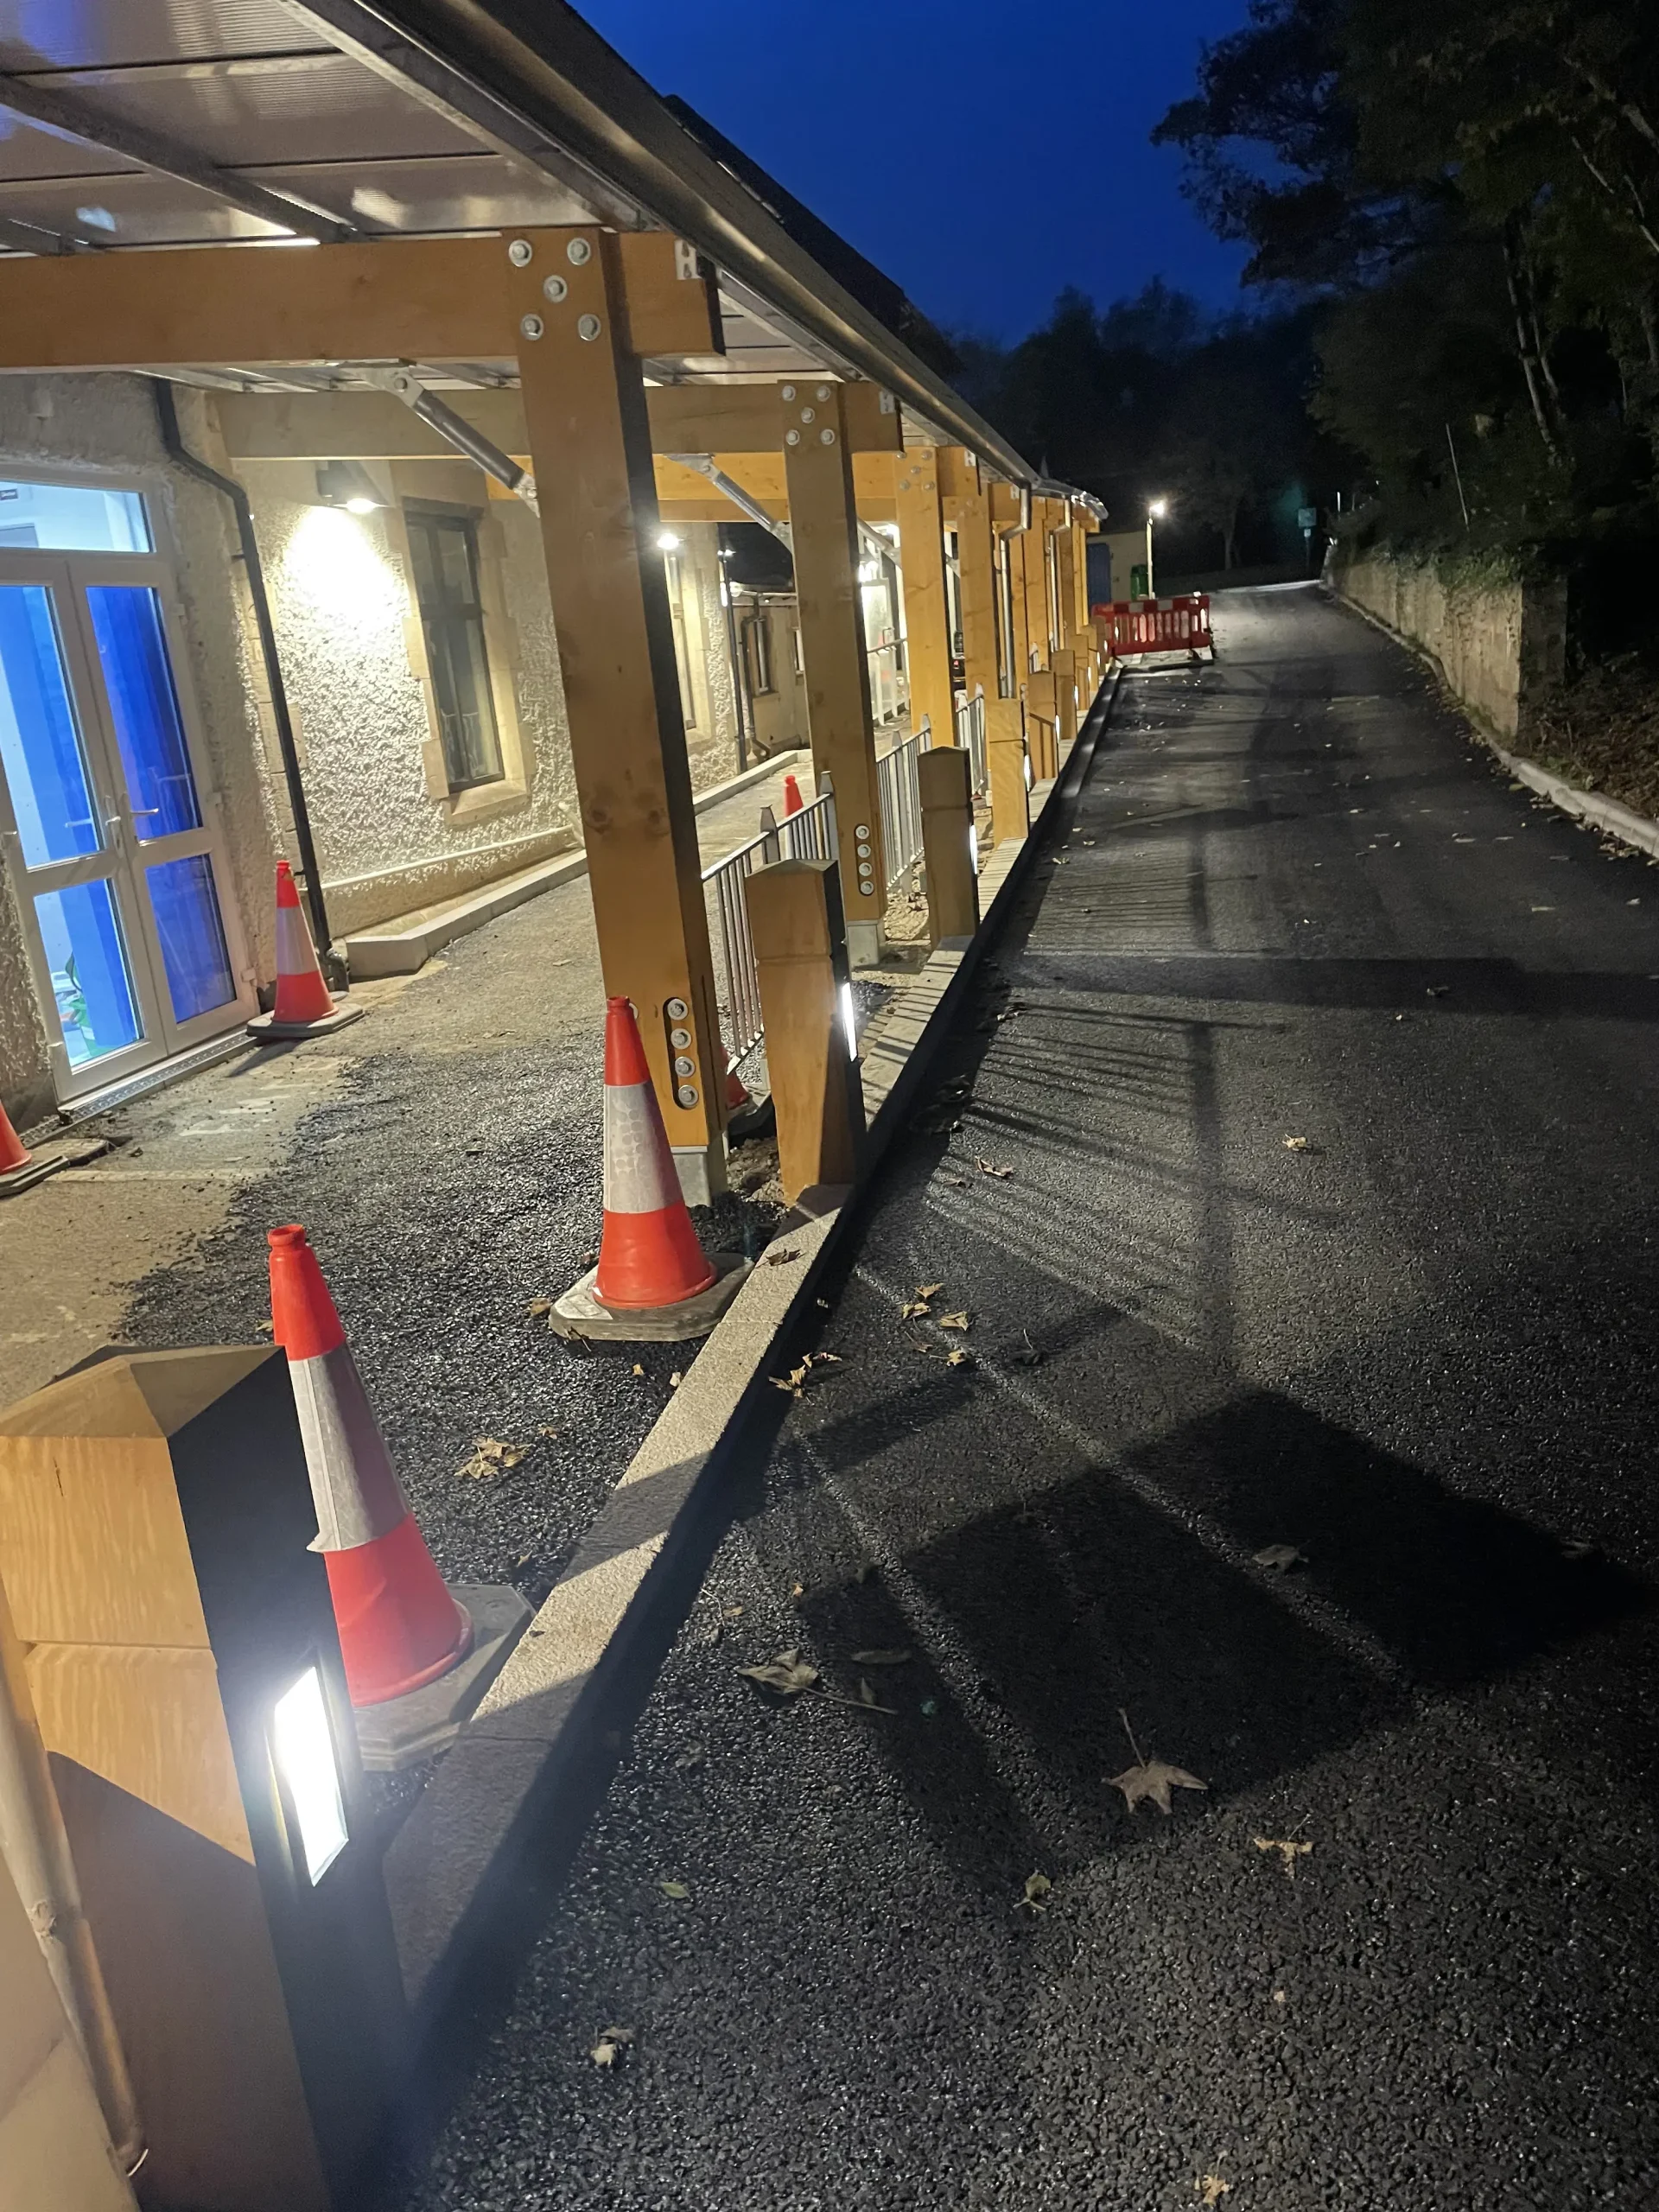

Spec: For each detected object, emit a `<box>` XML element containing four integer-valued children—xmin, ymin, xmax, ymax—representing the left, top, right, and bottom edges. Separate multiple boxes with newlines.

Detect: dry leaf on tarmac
<box><xmin>857</xmin><ymin>1678</ymin><xmax>879</xmax><ymax>1707</ymax></box>
<box><xmin>590</xmin><ymin>2025</ymin><xmax>634</xmax><ymax>2069</ymax></box>
<box><xmin>457</xmin><ymin>1436</ymin><xmax>526</xmax><ymax>1478</ymax></box>
<box><xmin>945</xmin><ymin>1347</ymin><xmax>975</xmax><ymax>1368</ymax></box>
<box><xmin>917</xmin><ymin>1281</ymin><xmax>945</xmax><ymax>1299</ymax></box>
<box><xmin>1253</xmin><ymin>1543</ymin><xmax>1306</xmax><ymax>1572</ymax></box>
<box><xmin>770</xmin><ymin>1364</ymin><xmax>810</xmax><ymax>1396</ymax></box>
<box><xmin>1017</xmin><ymin>1872</ymin><xmax>1052</xmax><ymax>1913</ymax></box>
<box><xmin>1282</xmin><ymin>1135</ymin><xmax>1309</xmax><ymax>1151</ymax></box>
<box><xmin>525</xmin><ymin>1297</ymin><xmax>553</xmax><ymax>1317</ymax></box>
<box><xmin>737</xmin><ymin>1649</ymin><xmax>820</xmax><ymax>1695</ymax></box>
<box><xmin>765</xmin><ymin>1247</ymin><xmax>801</xmax><ymax>1267</ymax></box>
<box><xmin>850</xmin><ymin>1648</ymin><xmax>912</xmax><ymax>1666</ymax></box>
<box><xmin>939</xmin><ymin>1311</ymin><xmax>971</xmax><ymax>1332</ymax></box>
<box><xmin>631</xmin><ymin>1363</ymin><xmax>645</xmax><ymax>1376</ymax></box>
<box><xmin>1197</xmin><ymin>2176</ymin><xmax>1231</xmax><ymax>2206</ymax></box>
<box><xmin>658</xmin><ymin>1880</ymin><xmax>689</xmax><ymax>1900</ymax></box>
<box><xmin>901</xmin><ymin>1299</ymin><xmax>932</xmax><ymax>1319</ymax></box>
<box><xmin>1109</xmin><ymin>1709</ymin><xmax>1208</xmax><ymax>1815</ymax></box>
<box><xmin>1255</xmin><ymin>1838</ymin><xmax>1313</xmax><ymax>1877</ymax></box>
<box><xmin>976</xmin><ymin>1158</ymin><xmax>1014</xmax><ymax>1179</ymax></box>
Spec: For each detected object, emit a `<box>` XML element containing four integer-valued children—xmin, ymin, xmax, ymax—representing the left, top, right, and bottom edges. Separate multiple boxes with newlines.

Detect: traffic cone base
<box><xmin>325</xmin><ymin>1516</ymin><xmax>474</xmax><ymax>1707</ymax></box>
<box><xmin>0</xmin><ymin>1100</ymin><xmax>107</xmax><ymax>1197</ymax></box>
<box><xmin>549</xmin><ymin>997</ymin><xmax>751</xmax><ymax>1342</ymax></box>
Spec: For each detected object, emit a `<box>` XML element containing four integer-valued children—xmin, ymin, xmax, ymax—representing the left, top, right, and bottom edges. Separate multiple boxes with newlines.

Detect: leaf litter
<box><xmin>1016</xmin><ymin>1872</ymin><xmax>1052</xmax><ymax>1914</ymax></box>
<box><xmin>1254</xmin><ymin>1837</ymin><xmax>1314</xmax><ymax>1878</ymax></box>
<box><xmin>1108</xmin><ymin>1709</ymin><xmax>1208</xmax><ymax>1816</ymax></box>
<box><xmin>590</xmin><ymin>2025</ymin><xmax>634</xmax><ymax>2070</ymax></box>
<box><xmin>456</xmin><ymin>1436</ymin><xmax>527</xmax><ymax>1480</ymax></box>
<box><xmin>1252</xmin><ymin>1543</ymin><xmax>1306</xmax><ymax>1572</ymax></box>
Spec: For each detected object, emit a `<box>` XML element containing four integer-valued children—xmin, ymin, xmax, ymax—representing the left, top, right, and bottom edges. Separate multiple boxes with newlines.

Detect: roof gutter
<box><xmin>298</xmin><ymin>0</ymin><xmax>1045</xmax><ymax>486</ymax></box>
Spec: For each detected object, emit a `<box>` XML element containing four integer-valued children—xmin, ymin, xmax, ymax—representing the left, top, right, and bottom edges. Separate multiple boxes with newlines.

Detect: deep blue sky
<box><xmin>581</xmin><ymin>0</ymin><xmax>1255</xmax><ymax>342</ymax></box>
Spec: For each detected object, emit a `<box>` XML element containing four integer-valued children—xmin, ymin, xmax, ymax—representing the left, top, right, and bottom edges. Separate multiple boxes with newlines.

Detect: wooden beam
<box><xmin>781</xmin><ymin>379</ymin><xmax>886</xmax><ymax>963</ymax></box>
<box><xmin>893</xmin><ymin>449</ymin><xmax>954</xmax><ymax>747</ymax></box>
<box><xmin>509</xmin><ymin>226</ymin><xmax>727</xmax><ymax>1193</ymax></box>
<box><xmin>0</xmin><ymin>230</ymin><xmax>717</xmax><ymax>372</ymax></box>
<box><xmin>647</xmin><ymin>378</ymin><xmax>900</xmax><ymax>456</ymax></box>
<box><xmin>946</xmin><ymin>448</ymin><xmax>1027</xmax><ymax>846</ymax></box>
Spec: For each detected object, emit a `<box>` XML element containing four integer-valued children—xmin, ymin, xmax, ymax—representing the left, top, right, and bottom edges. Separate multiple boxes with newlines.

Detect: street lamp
<box><xmin>1146</xmin><ymin>498</ymin><xmax>1168</xmax><ymax>601</ymax></box>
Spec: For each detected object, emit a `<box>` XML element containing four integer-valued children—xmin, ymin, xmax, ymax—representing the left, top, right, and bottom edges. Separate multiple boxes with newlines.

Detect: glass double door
<box><xmin>0</xmin><ymin>551</ymin><xmax>253</xmax><ymax>1100</ymax></box>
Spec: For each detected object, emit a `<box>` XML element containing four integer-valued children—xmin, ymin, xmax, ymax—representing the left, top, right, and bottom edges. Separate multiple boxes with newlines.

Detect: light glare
<box><xmin>656</xmin><ymin>530</ymin><xmax>682</xmax><ymax>552</ymax></box>
<box><xmin>839</xmin><ymin>981</ymin><xmax>857</xmax><ymax>1059</ymax></box>
<box><xmin>272</xmin><ymin>1668</ymin><xmax>348</xmax><ymax>1885</ymax></box>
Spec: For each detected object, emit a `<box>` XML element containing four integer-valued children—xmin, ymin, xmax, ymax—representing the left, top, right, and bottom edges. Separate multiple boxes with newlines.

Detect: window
<box><xmin>0</xmin><ymin>479</ymin><xmax>151</xmax><ymax>553</ymax></box>
<box><xmin>664</xmin><ymin>554</ymin><xmax>696</xmax><ymax>729</ymax></box>
<box><xmin>741</xmin><ymin>610</ymin><xmax>774</xmax><ymax>696</ymax></box>
<box><xmin>404</xmin><ymin>506</ymin><xmax>503</xmax><ymax>789</ymax></box>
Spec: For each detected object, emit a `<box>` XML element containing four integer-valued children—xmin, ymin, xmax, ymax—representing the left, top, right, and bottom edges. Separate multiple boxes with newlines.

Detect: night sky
<box><xmin>580</xmin><ymin>0</ymin><xmax>1254</xmax><ymax>342</ymax></box>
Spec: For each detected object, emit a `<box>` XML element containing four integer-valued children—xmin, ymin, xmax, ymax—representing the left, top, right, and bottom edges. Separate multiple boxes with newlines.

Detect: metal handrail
<box><xmin>876</xmin><ymin>718</ymin><xmax>926</xmax><ymax>892</ymax></box>
<box><xmin>956</xmin><ymin>685</ymin><xmax>988</xmax><ymax>798</ymax></box>
<box><xmin>702</xmin><ymin>782</ymin><xmax>838</xmax><ymax>1072</ymax></box>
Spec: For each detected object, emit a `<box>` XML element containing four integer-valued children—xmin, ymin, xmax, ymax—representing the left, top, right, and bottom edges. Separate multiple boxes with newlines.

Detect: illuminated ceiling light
<box><xmin>315</xmin><ymin>460</ymin><xmax>388</xmax><ymax>513</ymax></box>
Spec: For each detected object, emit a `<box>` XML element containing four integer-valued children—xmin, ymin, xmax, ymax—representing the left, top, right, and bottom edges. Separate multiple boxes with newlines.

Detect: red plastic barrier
<box><xmin>1090</xmin><ymin>595</ymin><xmax>1215</xmax><ymax>660</ymax></box>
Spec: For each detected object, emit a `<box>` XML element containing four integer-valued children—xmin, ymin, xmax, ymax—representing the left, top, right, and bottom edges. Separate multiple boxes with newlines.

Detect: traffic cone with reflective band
<box><xmin>269</xmin><ymin>1224</ymin><xmax>471</xmax><ymax>1707</ymax></box>
<box><xmin>782</xmin><ymin>772</ymin><xmax>804</xmax><ymax>817</ymax></box>
<box><xmin>720</xmin><ymin>1042</ymin><xmax>749</xmax><ymax>1113</ymax></box>
<box><xmin>273</xmin><ymin>862</ymin><xmax>334</xmax><ymax>1025</ymax></box>
<box><xmin>0</xmin><ymin>1103</ymin><xmax>29</xmax><ymax>1179</ymax></box>
<box><xmin>594</xmin><ymin>998</ymin><xmax>716</xmax><ymax>1310</ymax></box>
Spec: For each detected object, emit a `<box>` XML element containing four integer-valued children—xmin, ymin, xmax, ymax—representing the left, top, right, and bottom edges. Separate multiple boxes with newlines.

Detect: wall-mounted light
<box><xmin>315</xmin><ymin>461</ymin><xmax>389</xmax><ymax>515</ymax></box>
<box><xmin>657</xmin><ymin>529</ymin><xmax>683</xmax><ymax>552</ymax></box>
<box><xmin>271</xmin><ymin>1666</ymin><xmax>348</xmax><ymax>1885</ymax></box>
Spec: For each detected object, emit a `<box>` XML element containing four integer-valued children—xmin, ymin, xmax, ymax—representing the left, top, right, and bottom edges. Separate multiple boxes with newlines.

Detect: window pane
<box><xmin>85</xmin><ymin>585</ymin><xmax>202</xmax><ymax>838</ymax></box>
<box><xmin>146</xmin><ymin>853</ymin><xmax>235</xmax><ymax>1021</ymax></box>
<box><xmin>0</xmin><ymin>585</ymin><xmax>102</xmax><ymax>868</ymax></box>
<box><xmin>408</xmin><ymin>511</ymin><xmax>502</xmax><ymax>789</ymax></box>
<box><xmin>0</xmin><ymin>480</ymin><xmax>150</xmax><ymax>553</ymax></box>
<box><xmin>35</xmin><ymin>880</ymin><xmax>144</xmax><ymax>1066</ymax></box>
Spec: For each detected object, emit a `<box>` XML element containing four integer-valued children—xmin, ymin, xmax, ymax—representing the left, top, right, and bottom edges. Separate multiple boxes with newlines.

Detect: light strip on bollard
<box><xmin>272</xmin><ymin>1667</ymin><xmax>348</xmax><ymax>1885</ymax></box>
<box><xmin>839</xmin><ymin>981</ymin><xmax>858</xmax><ymax>1060</ymax></box>
<box><xmin>969</xmin><ymin>826</ymin><xmax>980</xmax><ymax>878</ymax></box>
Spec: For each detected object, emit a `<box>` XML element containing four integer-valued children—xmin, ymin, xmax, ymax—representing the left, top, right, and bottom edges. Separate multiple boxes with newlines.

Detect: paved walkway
<box><xmin>0</xmin><ymin>753</ymin><xmax>811</xmax><ymax>1591</ymax></box>
<box><xmin>372</xmin><ymin>586</ymin><xmax>1659</xmax><ymax>2209</ymax></box>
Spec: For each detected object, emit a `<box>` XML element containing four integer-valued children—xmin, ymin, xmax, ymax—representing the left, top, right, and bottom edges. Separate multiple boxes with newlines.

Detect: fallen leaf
<box><xmin>976</xmin><ymin>1158</ymin><xmax>1014</xmax><ymax>1179</ymax></box>
<box><xmin>765</xmin><ymin>1247</ymin><xmax>801</xmax><ymax>1267</ymax></box>
<box><xmin>737</xmin><ymin>1649</ymin><xmax>820</xmax><ymax>1695</ymax></box>
<box><xmin>526</xmin><ymin>1296</ymin><xmax>553</xmax><ymax>1317</ymax></box>
<box><xmin>632</xmin><ymin>1363</ymin><xmax>646</xmax><ymax>1376</ymax></box>
<box><xmin>669</xmin><ymin>1370</ymin><xmax>683</xmax><ymax>1389</ymax></box>
<box><xmin>1252</xmin><ymin>1543</ymin><xmax>1305</xmax><ymax>1572</ymax></box>
<box><xmin>1254</xmin><ymin>1837</ymin><xmax>1313</xmax><ymax>1878</ymax></box>
<box><xmin>1559</xmin><ymin>1535</ymin><xmax>1597</xmax><ymax>1561</ymax></box>
<box><xmin>919</xmin><ymin>1698</ymin><xmax>939</xmax><ymax>1717</ymax></box>
<box><xmin>1425</xmin><ymin>984</ymin><xmax>1450</xmax><ymax>999</ymax></box>
<box><xmin>939</xmin><ymin>1311</ymin><xmax>971</xmax><ymax>1332</ymax></box>
<box><xmin>945</xmin><ymin>1347</ymin><xmax>975</xmax><ymax>1368</ymax></box>
<box><xmin>900</xmin><ymin>1299</ymin><xmax>932</xmax><ymax>1319</ymax></box>
<box><xmin>457</xmin><ymin>1436</ymin><xmax>527</xmax><ymax>1479</ymax></box>
<box><xmin>673</xmin><ymin>1744</ymin><xmax>707</xmax><ymax>1771</ymax></box>
<box><xmin>1282</xmin><ymin>1135</ymin><xmax>1309</xmax><ymax>1152</ymax></box>
<box><xmin>1109</xmin><ymin>1709</ymin><xmax>1207</xmax><ymax>1815</ymax></box>
<box><xmin>658</xmin><ymin>1879</ymin><xmax>689</xmax><ymax>1900</ymax></box>
<box><xmin>1017</xmin><ymin>1872</ymin><xmax>1052</xmax><ymax>1913</ymax></box>
<box><xmin>804</xmin><ymin>1351</ymin><xmax>842</xmax><ymax>1366</ymax></box>
<box><xmin>857</xmin><ymin>1677</ymin><xmax>878</xmax><ymax>1707</ymax></box>
<box><xmin>850</xmin><ymin>1648</ymin><xmax>912</xmax><ymax>1666</ymax></box>
<box><xmin>1197</xmin><ymin>2175</ymin><xmax>1231</xmax><ymax>2206</ymax></box>
<box><xmin>590</xmin><ymin>2024</ymin><xmax>634</xmax><ymax>2069</ymax></box>
<box><xmin>790</xmin><ymin>1581</ymin><xmax>805</xmax><ymax>1600</ymax></box>
<box><xmin>722</xmin><ymin>1604</ymin><xmax>745</xmax><ymax>1618</ymax></box>
<box><xmin>917</xmin><ymin>1281</ymin><xmax>945</xmax><ymax>1299</ymax></box>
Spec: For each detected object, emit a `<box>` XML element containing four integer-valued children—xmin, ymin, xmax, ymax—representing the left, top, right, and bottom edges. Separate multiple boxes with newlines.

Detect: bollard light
<box><xmin>272</xmin><ymin>1666</ymin><xmax>349</xmax><ymax>1885</ymax></box>
<box><xmin>1024</xmin><ymin>752</ymin><xmax>1033</xmax><ymax>790</ymax></box>
<box><xmin>656</xmin><ymin>528</ymin><xmax>682</xmax><ymax>552</ymax></box>
<box><xmin>839</xmin><ymin>980</ymin><xmax>858</xmax><ymax>1060</ymax></box>
<box><xmin>969</xmin><ymin>824</ymin><xmax>981</xmax><ymax>877</ymax></box>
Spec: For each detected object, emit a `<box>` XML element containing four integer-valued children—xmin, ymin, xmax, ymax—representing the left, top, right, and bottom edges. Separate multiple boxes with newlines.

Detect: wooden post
<box><xmin>1025</xmin><ymin>496</ymin><xmax>1053</xmax><ymax>675</ymax></box>
<box><xmin>1027</xmin><ymin>669</ymin><xmax>1058</xmax><ymax>782</ymax></box>
<box><xmin>782</xmin><ymin>380</ymin><xmax>886</xmax><ymax>966</ymax></box>
<box><xmin>745</xmin><ymin>860</ymin><xmax>864</xmax><ymax>1203</ymax></box>
<box><xmin>918</xmin><ymin>746</ymin><xmax>979</xmax><ymax>945</ymax></box>
<box><xmin>950</xmin><ymin>454</ymin><xmax>1027</xmax><ymax>847</ymax></box>
<box><xmin>508</xmin><ymin>226</ymin><xmax>728</xmax><ymax>1202</ymax></box>
<box><xmin>894</xmin><ymin>449</ymin><xmax>954</xmax><ymax>747</ymax></box>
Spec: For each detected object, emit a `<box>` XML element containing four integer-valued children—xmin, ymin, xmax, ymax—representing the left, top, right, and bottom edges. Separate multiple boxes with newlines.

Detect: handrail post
<box><xmin>744</xmin><ymin>859</ymin><xmax>865</xmax><ymax>1204</ymax></box>
<box><xmin>918</xmin><ymin>744</ymin><xmax>979</xmax><ymax>947</ymax></box>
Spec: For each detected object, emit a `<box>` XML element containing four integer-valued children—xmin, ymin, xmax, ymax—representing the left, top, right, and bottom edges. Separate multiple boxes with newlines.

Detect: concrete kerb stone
<box><xmin>381</xmin><ymin>678</ymin><xmax>1122</xmax><ymax>2028</ymax></box>
<box><xmin>1328</xmin><ymin>583</ymin><xmax>1659</xmax><ymax>864</ymax></box>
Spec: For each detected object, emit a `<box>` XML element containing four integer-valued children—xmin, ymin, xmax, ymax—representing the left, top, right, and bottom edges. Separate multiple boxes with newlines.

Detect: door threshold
<box><xmin>50</xmin><ymin>1028</ymin><xmax>254</xmax><ymax>1131</ymax></box>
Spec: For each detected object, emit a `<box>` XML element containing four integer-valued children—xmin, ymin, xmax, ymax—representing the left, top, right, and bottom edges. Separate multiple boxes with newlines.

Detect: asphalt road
<box><xmin>373</xmin><ymin>584</ymin><xmax>1659</xmax><ymax>2210</ymax></box>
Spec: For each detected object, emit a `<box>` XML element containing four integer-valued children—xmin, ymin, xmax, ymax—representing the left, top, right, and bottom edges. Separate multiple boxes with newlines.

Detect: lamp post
<box><xmin>1146</xmin><ymin>498</ymin><xmax>1168</xmax><ymax>600</ymax></box>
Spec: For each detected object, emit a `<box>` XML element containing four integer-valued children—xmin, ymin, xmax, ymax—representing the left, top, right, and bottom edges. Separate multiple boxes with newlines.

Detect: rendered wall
<box><xmin>1329</xmin><ymin>544</ymin><xmax>1567</xmax><ymax>741</ymax></box>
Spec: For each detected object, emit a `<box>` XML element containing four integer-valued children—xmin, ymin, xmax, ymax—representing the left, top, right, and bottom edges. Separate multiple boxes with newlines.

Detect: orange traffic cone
<box><xmin>0</xmin><ymin>1102</ymin><xmax>29</xmax><ymax>1179</ymax></box>
<box><xmin>720</xmin><ymin>1042</ymin><xmax>750</xmax><ymax>1113</ymax></box>
<box><xmin>248</xmin><ymin>863</ymin><xmax>362</xmax><ymax>1040</ymax></box>
<box><xmin>269</xmin><ymin>1224</ymin><xmax>471</xmax><ymax>1707</ymax></box>
<box><xmin>782</xmin><ymin>772</ymin><xmax>804</xmax><ymax>817</ymax></box>
<box><xmin>594</xmin><ymin>1000</ymin><xmax>717</xmax><ymax>1310</ymax></box>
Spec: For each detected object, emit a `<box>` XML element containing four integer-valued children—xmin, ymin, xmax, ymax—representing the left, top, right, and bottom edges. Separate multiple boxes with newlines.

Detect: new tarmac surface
<box><xmin>371</xmin><ymin>584</ymin><xmax>1659</xmax><ymax>2210</ymax></box>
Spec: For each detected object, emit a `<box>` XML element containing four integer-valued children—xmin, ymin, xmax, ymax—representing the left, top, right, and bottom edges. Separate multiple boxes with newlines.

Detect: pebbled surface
<box><xmin>371</xmin><ymin>586</ymin><xmax>1659</xmax><ymax>2212</ymax></box>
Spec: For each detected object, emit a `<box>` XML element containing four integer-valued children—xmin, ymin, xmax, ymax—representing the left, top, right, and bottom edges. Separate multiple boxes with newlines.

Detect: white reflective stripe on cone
<box><xmin>602</xmin><ymin>1078</ymin><xmax>679</xmax><ymax>1215</ymax></box>
<box><xmin>276</xmin><ymin>902</ymin><xmax>318</xmax><ymax>974</ymax></box>
<box><xmin>288</xmin><ymin>1341</ymin><xmax>409</xmax><ymax>1550</ymax></box>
